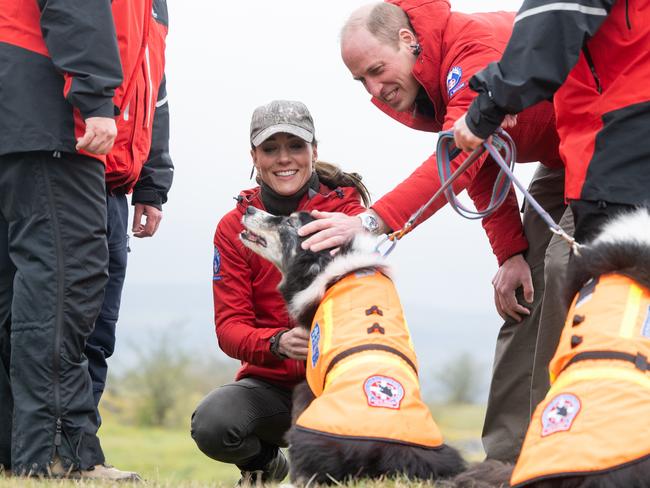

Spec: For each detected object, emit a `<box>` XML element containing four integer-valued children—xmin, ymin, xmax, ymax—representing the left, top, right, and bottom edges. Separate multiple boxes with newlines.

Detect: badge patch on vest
<box><xmin>541</xmin><ymin>393</ymin><xmax>581</xmax><ymax>436</ymax></box>
<box><xmin>310</xmin><ymin>323</ymin><xmax>321</xmax><ymax>367</ymax></box>
<box><xmin>446</xmin><ymin>66</ymin><xmax>465</xmax><ymax>98</ymax></box>
<box><xmin>642</xmin><ymin>305</ymin><xmax>650</xmax><ymax>338</ymax></box>
<box><xmin>364</xmin><ymin>375</ymin><xmax>404</xmax><ymax>409</ymax></box>
<box><xmin>213</xmin><ymin>246</ymin><xmax>222</xmax><ymax>281</ymax></box>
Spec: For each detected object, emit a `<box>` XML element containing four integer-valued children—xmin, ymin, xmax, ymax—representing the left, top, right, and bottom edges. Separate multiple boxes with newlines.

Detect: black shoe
<box><xmin>238</xmin><ymin>449</ymin><xmax>289</xmax><ymax>486</ymax></box>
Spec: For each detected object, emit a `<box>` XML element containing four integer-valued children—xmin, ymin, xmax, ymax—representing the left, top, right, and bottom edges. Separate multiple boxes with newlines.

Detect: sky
<box><xmin>116</xmin><ymin>0</ymin><xmax>541</xmax><ymax>395</ymax></box>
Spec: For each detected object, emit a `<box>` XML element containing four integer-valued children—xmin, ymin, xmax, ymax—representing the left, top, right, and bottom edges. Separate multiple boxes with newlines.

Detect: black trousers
<box><xmin>191</xmin><ymin>377</ymin><xmax>292</xmax><ymax>470</ymax></box>
<box><xmin>0</xmin><ymin>151</ymin><xmax>107</xmax><ymax>474</ymax></box>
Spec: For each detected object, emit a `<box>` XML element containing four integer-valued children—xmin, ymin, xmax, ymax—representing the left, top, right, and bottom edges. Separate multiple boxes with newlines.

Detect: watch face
<box><xmin>364</xmin><ymin>214</ymin><xmax>378</xmax><ymax>231</ymax></box>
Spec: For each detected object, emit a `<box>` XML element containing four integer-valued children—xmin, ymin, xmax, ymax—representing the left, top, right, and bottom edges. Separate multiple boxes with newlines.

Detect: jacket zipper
<box><xmin>625</xmin><ymin>0</ymin><xmax>632</xmax><ymax>29</ymax></box>
<box><xmin>117</xmin><ymin>0</ymin><xmax>153</xmax><ymax>116</ymax></box>
<box><xmin>582</xmin><ymin>45</ymin><xmax>602</xmax><ymax>94</ymax></box>
<box><xmin>43</xmin><ymin>163</ymin><xmax>65</xmax><ymax>458</ymax></box>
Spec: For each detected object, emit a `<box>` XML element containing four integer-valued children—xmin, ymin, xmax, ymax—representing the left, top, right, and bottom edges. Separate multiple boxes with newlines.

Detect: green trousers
<box><xmin>482</xmin><ymin>164</ymin><xmax>574</xmax><ymax>462</ymax></box>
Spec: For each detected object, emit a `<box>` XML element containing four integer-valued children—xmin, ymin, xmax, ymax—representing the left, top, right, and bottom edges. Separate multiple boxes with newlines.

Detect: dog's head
<box><xmin>240</xmin><ymin>206</ymin><xmax>315</xmax><ymax>269</ymax></box>
<box><xmin>240</xmin><ymin>207</ymin><xmax>334</xmax><ymax>304</ymax></box>
<box><xmin>240</xmin><ymin>206</ymin><xmax>389</xmax><ymax>325</ymax></box>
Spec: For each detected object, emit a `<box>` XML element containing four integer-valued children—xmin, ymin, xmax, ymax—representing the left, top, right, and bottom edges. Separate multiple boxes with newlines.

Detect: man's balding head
<box><xmin>341</xmin><ymin>3</ymin><xmax>414</xmax><ymax>50</ymax></box>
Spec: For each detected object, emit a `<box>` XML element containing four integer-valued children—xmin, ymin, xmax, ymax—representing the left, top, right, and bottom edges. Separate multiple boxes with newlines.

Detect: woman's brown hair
<box><xmin>314</xmin><ymin>161</ymin><xmax>371</xmax><ymax>208</ymax></box>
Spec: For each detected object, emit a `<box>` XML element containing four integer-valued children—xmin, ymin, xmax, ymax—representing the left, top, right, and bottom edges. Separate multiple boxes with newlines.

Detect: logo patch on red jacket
<box><xmin>446</xmin><ymin>66</ymin><xmax>465</xmax><ymax>98</ymax></box>
<box><xmin>364</xmin><ymin>375</ymin><xmax>404</xmax><ymax>409</ymax></box>
<box><xmin>213</xmin><ymin>246</ymin><xmax>222</xmax><ymax>281</ymax></box>
<box><xmin>541</xmin><ymin>393</ymin><xmax>581</xmax><ymax>436</ymax></box>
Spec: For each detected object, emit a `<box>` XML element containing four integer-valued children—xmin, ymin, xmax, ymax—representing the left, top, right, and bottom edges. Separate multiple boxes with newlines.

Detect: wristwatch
<box><xmin>269</xmin><ymin>330</ymin><xmax>289</xmax><ymax>359</ymax></box>
<box><xmin>358</xmin><ymin>212</ymin><xmax>380</xmax><ymax>234</ymax></box>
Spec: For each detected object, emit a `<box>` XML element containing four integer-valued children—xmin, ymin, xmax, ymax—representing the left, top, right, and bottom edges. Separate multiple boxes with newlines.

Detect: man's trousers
<box><xmin>0</xmin><ymin>151</ymin><xmax>107</xmax><ymax>474</ymax></box>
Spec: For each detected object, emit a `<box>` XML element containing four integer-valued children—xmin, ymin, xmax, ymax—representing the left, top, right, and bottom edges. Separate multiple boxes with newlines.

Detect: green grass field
<box><xmin>0</xmin><ymin>403</ymin><xmax>485</xmax><ymax>487</ymax></box>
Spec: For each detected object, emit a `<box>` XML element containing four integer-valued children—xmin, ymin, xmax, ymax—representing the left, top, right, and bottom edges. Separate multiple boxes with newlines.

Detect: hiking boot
<box><xmin>49</xmin><ymin>457</ymin><xmax>141</xmax><ymax>481</ymax></box>
<box><xmin>80</xmin><ymin>464</ymin><xmax>142</xmax><ymax>482</ymax></box>
<box><xmin>238</xmin><ymin>449</ymin><xmax>289</xmax><ymax>486</ymax></box>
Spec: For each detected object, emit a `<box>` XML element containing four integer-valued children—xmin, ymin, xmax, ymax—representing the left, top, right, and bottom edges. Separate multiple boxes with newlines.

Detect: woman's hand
<box><xmin>278</xmin><ymin>328</ymin><xmax>310</xmax><ymax>360</ymax></box>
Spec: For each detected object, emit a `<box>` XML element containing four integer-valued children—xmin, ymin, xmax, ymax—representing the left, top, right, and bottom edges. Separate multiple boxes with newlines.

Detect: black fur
<box><xmin>524</xmin><ymin>455</ymin><xmax>650</xmax><ymax>488</ymax></box>
<box><xmin>443</xmin><ymin>460</ymin><xmax>513</xmax><ymax>488</ymax></box>
<box><xmin>565</xmin><ymin>241</ymin><xmax>650</xmax><ymax>307</ymax></box>
<box><xmin>287</xmin><ymin>427</ymin><xmax>466</xmax><ymax>485</ymax></box>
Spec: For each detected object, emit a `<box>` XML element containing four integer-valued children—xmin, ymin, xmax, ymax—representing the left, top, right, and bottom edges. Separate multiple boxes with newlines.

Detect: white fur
<box><xmin>592</xmin><ymin>208</ymin><xmax>650</xmax><ymax>247</ymax></box>
<box><xmin>288</xmin><ymin>233</ymin><xmax>392</xmax><ymax>319</ymax></box>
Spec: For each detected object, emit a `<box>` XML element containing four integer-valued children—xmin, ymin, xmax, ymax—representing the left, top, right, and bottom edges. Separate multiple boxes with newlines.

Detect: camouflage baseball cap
<box><xmin>250</xmin><ymin>100</ymin><xmax>315</xmax><ymax>146</ymax></box>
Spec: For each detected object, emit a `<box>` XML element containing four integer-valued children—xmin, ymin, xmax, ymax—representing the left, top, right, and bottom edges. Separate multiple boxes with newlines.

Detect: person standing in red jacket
<box><xmin>299</xmin><ymin>1</ymin><xmax>571</xmax><ymax>462</ymax></box>
<box><xmin>83</xmin><ymin>0</ymin><xmax>174</xmax><ymax>481</ymax></box>
<box><xmin>452</xmin><ymin>0</ymin><xmax>650</xmax><ymax>243</ymax></box>
<box><xmin>190</xmin><ymin>100</ymin><xmax>368</xmax><ymax>483</ymax></box>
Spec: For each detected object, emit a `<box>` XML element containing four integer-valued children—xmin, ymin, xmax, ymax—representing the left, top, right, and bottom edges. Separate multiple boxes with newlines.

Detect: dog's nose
<box><xmin>246</xmin><ymin>206</ymin><xmax>256</xmax><ymax>215</ymax></box>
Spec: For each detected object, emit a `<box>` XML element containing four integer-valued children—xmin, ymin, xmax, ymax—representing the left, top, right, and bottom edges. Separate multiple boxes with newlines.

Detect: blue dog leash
<box><xmin>377</xmin><ymin>130</ymin><xmax>579</xmax><ymax>257</ymax></box>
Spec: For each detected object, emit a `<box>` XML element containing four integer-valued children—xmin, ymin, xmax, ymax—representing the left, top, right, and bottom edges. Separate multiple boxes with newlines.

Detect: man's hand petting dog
<box><xmin>492</xmin><ymin>253</ymin><xmax>533</xmax><ymax>322</ymax></box>
<box><xmin>278</xmin><ymin>328</ymin><xmax>310</xmax><ymax>360</ymax></box>
<box><xmin>299</xmin><ymin>210</ymin><xmax>387</xmax><ymax>252</ymax></box>
<box><xmin>299</xmin><ymin>210</ymin><xmax>362</xmax><ymax>252</ymax></box>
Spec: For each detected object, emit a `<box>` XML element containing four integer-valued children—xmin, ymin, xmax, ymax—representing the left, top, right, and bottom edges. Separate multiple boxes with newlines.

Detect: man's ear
<box><xmin>398</xmin><ymin>28</ymin><xmax>417</xmax><ymax>46</ymax></box>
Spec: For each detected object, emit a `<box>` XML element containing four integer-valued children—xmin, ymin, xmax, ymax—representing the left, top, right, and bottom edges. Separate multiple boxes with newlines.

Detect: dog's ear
<box><xmin>308</xmin><ymin>262</ymin><xmax>322</xmax><ymax>276</ymax></box>
<box><xmin>296</xmin><ymin>211</ymin><xmax>316</xmax><ymax>226</ymax></box>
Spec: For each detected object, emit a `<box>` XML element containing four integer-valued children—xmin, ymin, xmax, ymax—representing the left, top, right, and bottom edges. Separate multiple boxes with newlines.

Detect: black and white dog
<box><xmin>240</xmin><ymin>206</ymin><xmax>466</xmax><ymax>485</ymax></box>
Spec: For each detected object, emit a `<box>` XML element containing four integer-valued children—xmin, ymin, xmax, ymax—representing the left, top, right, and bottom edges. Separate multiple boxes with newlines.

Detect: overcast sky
<box><xmin>118</xmin><ymin>0</ymin><xmax>541</xmax><ymax>380</ymax></box>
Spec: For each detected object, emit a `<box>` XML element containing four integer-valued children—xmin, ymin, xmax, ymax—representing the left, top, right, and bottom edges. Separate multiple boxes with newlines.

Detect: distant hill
<box><xmin>112</xmin><ymin>282</ymin><xmax>500</xmax><ymax>403</ymax></box>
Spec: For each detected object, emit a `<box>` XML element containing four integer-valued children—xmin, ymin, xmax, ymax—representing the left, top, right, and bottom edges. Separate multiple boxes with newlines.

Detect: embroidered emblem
<box><xmin>213</xmin><ymin>246</ymin><xmax>222</xmax><ymax>281</ymax></box>
<box><xmin>364</xmin><ymin>375</ymin><xmax>405</xmax><ymax>409</ymax></box>
<box><xmin>541</xmin><ymin>393</ymin><xmax>581</xmax><ymax>436</ymax></box>
<box><xmin>310</xmin><ymin>323</ymin><xmax>321</xmax><ymax>367</ymax></box>
<box><xmin>642</xmin><ymin>306</ymin><xmax>650</xmax><ymax>338</ymax></box>
<box><xmin>446</xmin><ymin>66</ymin><xmax>465</xmax><ymax>98</ymax></box>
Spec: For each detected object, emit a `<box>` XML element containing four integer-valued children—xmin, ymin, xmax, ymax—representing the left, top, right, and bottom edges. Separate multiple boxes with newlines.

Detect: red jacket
<box><xmin>371</xmin><ymin>0</ymin><xmax>563</xmax><ymax>265</ymax></box>
<box><xmin>0</xmin><ymin>0</ymin><xmax>171</xmax><ymax>200</ymax></box>
<box><xmin>107</xmin><ymin>0</ymin><xmax>170</xmax><ymax>194</ymax></box>
<box><xmin>213</xmin><ymin>183</ymin><xmax>365</xmax><ymax>389</ymax></box>
<box><xmin>467</xmin><ymin>0</ymin><xmax>650</xmax><ymax>206</ymax></box>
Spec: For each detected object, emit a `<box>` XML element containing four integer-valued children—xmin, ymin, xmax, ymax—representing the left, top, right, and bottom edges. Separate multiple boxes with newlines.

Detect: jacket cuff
<box><xmin>79</xmin><ymin>98</ymin><xmax>118</xmax><ymax>120</ymax></box>
<box><xmin>132</xmin><ymin>188</ymin><xmax>163</xmax><ymax>210</ymax></box>
<box><xmin>466</xmin><ymin>78</ymin><xmax>508</xmax><ymax>139</ymax></box>
<box><xmin>370</xmin><ymin>202</ymin><xmax>401</xmax><ymax>234</ymax></box>
<box><xmin>495</xmin><ymin>236</ymin><xmax>528</xmax><ymax>266</ymax></box>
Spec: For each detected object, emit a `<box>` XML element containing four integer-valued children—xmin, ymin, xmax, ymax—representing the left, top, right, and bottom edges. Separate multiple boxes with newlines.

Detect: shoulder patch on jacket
<box><xmin>213</xmin><ymin>246</ymin><xmax>222</xmax><ymax>281</ymax></box>
<box><xmin>446</xmin><ymin>66</ymin><xmax>466</xmax><ymax>98</ymax></box>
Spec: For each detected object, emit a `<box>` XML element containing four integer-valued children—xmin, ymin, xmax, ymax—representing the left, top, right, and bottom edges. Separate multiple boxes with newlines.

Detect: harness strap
<box><xmin>325</xmin><ymin>344</ymin><xmax>418</xmax><ymax>379</ymax></box>
<box><xmin>563</xmin><ymin>350</ymin><xmax>650</xmax><ymax>372</ymax></box>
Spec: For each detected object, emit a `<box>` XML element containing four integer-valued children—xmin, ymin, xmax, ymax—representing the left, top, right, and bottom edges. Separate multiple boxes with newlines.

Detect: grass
<box><xmin>0</xmin><ymin>403</ymin><xmax>485</xmax><ymax>487</ymax></box>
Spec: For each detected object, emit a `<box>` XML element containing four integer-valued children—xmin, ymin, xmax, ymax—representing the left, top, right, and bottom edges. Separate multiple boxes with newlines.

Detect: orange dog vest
<box><xmin>295</xmin><ymin>270</ymin><xmax>443</xmax><ymax>448</ymax></box>
<box><xmin>511</xmin><ymin>273</ymin><xmax>650</xmax><ymax>486</ymax></box>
